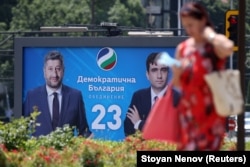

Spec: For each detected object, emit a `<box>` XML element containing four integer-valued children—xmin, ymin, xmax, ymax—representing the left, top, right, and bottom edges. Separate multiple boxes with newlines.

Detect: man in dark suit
<box><xmin>124</xmin><ymin>52</ymin><xmax>170</xmax><ymax>136</ymax></box>
<box><xmin>23</xmin><ymin>50</ymin><xmax>91</xmax><ymax>137</ymax></box>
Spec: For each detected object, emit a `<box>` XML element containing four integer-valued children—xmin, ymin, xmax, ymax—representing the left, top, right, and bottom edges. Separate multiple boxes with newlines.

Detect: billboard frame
<box><xmin>14</xmin><ymin>36</ymin><xmax>186</xmax><ymax>118</ymax></box>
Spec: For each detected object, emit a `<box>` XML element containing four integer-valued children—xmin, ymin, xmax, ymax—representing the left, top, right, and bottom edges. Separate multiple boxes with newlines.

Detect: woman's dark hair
<box><xmin>180</xmin><ymin>2</ymin><xmax>214</xmax><ymax>29</ymax></box>
<box><xmin>181</xmin><ymin>2</ymin><xmax>220</xmax><ymax>71</ymax></box>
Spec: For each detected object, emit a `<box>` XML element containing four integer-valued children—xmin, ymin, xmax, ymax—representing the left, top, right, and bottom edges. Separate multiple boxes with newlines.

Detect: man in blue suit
<box><xmin>124</xmin><ymin>52</ymin><xmax>178</xmax><ymax>136</ymax></box>
<box><xmin>23</xmin><ymin>50</ymin><xmax>91</xmax><ymax>137</ymax></box>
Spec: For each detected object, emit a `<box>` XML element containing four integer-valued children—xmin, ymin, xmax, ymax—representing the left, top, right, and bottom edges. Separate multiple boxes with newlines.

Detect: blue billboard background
<box><xmin>23</xmin><ymin>47</ymin><xmax>176</xmax><ymax>141</ymax></box>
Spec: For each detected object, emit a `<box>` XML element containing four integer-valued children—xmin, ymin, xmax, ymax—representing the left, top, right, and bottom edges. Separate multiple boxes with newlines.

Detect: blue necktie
<box><xmin>52</xmin><ymin>92</ymin><xmax>59</xmax><ymax>130</ymax></box>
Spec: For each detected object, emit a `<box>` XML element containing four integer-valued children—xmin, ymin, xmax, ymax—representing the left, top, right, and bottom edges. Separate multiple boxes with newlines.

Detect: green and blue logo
<box><xmin>97</xmin><ymin>47</ymin><xmax>117</xmax><ymax>71</ymax></box>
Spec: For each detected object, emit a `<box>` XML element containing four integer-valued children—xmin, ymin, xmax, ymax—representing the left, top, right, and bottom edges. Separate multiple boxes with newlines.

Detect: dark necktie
<box><xmin>154</xmin><ymin>96</ymin><xmax>158</xmax><ymax>102</ymax></box>
<box><xmin>52</xmin><ymin>92</ymin><xmax>59</xmax><ymax>130</ymax></box>
<box><xmin>152</xmin><ymin>96</ymin><xmax>158</xmax><ymax>107</ymax></box>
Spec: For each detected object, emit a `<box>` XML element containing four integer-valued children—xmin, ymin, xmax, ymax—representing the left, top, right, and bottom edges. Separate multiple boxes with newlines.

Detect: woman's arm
<box><xmin>203</xmin><ymin>26</ymin><xmax>234</xmax><ymax>59</ymax></box>
<box><xmin>172</xmin><ymin>44</ymin><xmax>183</xmax><ymax>89</ymax></box>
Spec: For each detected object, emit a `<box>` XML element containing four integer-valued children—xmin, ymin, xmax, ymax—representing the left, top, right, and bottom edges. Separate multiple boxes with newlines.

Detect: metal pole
<box><xmin>229</xmin><ymin>0</ymin><xmax>233</xmax><ymax>69</ymax></box>
<box><xmin>230</xmin><ymin>0</ymin><xmax>233</xmax><ymax>9</ymax></box>
<box><xmin>177</xmin><ymin>0</ymin><xmax>181</xmax><ymax>36</ymax></box>
<box><xmin>237</xmin><ymin>0</ymin><xmax>246</xmax><ymax>151</ymax></box>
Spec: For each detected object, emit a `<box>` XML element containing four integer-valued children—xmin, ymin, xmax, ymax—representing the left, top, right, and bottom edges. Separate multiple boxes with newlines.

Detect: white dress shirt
<box><xmin>46</xmin><ymin>85</ymin><xmax>62</xmax><ymax>120</ymax></box>
<box><xmin>134</xmin><ymin>85</ymin><xmax>168</xmax><ymax>130</ymax></box>
<box><xmin>150</xmin><ymin>86</ymin><xmax>168</xmax><ymax>107</ymax></box>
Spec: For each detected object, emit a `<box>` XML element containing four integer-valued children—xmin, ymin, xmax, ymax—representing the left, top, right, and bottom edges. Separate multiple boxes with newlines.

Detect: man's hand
<box><xmin>87</xmin><ymin>133</ymin><xmax>94</xmax><ymax>139</ymax></box>
<box><xmin>126</xmin><ymin>105</ymin><xmax>141</xmax><ymax>125</ymax></box>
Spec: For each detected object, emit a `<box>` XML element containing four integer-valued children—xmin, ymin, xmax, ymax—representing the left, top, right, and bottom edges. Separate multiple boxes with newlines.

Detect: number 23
<box><xmin>91</xmin><ymin>104</ymin><xmax>122</xmax><ymax>130</ymax></box>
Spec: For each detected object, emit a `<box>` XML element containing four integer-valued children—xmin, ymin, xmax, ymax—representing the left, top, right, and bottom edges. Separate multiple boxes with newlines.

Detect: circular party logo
<box><xmin>97</xmin><ymin>47</ymin><xmax>117</xmax><ymax>71</ymax></box>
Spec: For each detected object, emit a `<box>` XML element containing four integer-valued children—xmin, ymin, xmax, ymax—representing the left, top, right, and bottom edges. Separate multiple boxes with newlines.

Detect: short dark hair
<box><xmin>146</xmin><ymin>52</ymin><xmax>158</xmax><ymax>72</ymax></box>
<box><xmin>146</xmin><ymin>52</ymin><xmax>169</xmax><ymax>72</ymax></box>
<box><xmin>44</xmin><ymin>50</ymin><xmax>64</xmax><ymax>68</ymax></box>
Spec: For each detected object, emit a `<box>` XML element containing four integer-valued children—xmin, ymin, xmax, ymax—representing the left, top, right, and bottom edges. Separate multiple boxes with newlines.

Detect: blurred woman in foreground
<box><xmin>172</xmin><ymin>2</ymin><xmax>234</xmax><ymax>150</ymax></box>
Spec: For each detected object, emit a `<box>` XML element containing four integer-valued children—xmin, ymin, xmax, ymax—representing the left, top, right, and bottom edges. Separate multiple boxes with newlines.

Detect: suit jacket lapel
<box><xmin>145</xmin><ymin>87</ymin><xmax>152</xmax><ymax>116</ymax></box>
<box><xmin>60</xmin><ymin>85</ymin><xmax>69</xmax><ymax>125</ymax></box>
<box><xmin>40</xmin><ymin>86</ymin><xmax>53</xmax><ymax>128</ymax></box>
<box><xmin>138</xmin><ymin>87</ymin><xmax>152</xmax><ymax>122</ymax></box>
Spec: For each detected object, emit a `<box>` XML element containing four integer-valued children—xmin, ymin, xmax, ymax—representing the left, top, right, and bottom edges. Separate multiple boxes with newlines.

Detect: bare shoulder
<box><xmin>185</xmin><ymin>38</ymin><xmax>195</xmax><ymax>47</ymax></box>
<box><xmin>175</xmin><ymin>38</ymin><xmax>193</xmax><ymax>59</ymax></box>
<box><xmin>177</xmin><ymin>38</ymin><xmax>193</xmax><ymax>50</ymax></box>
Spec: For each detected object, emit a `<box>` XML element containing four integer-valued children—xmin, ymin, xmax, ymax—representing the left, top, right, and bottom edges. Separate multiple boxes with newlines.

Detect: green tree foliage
<box><xmin>87</xmin><ymin>0</ymin><xmax>116</xmax><ymax>24</ymax></box>
<box><xmin>118</xmin><ymin>0</ymin><xmax>147</xmax><ymax>27</ymax></box>
<box><xmin>10</xmin><ymin>0</ymin><xmax>146</xmax><ymax>31</ymax></box>
<box><xmin>0</xmin><ymin>23</ymin><xmax>6</xmax><ymax>32</ymax></box>
<box><xmin>10</xmin><ymin>0</ymin><xmax>91</xmax><ymax>31</ymax></box>
<box><xmin>0</xmin><ymin>0</ymin><xmax>17</xmax><ymax>30</ymax></box>
<box><xmin>8</xmin><ymin>0</ymin><xmax>250</xmax><ymax>33</ymax></box>
<box><xmin>242</xmin><ymin>0</ymin><xmax>250</xmax><ymax>53</ymax></box>
<box><xmin>0</xmin><ymin>0</ymin><xmax>17</xmax><ymax>48</ymax></box>
<box><xmin>108</xmin><ymin>0</ymin><xmax>131</xmax><ymax>26</ymax></box>
<box><xmin>199</xmin><ymin>0</ymin><xmax>230</xmax><ymax>32</ymax></box>
<box><xmin>200</xmin><ymin>0</ymin><xmax>250</xmax><ymax>35</ymax></box>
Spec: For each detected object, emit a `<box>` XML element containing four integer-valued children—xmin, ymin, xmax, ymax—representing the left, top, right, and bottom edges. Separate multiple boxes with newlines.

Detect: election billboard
<box><xmin>14</xmin><ymin>37</ymin><xmax>185</xmax><ymax>141</ymax></box>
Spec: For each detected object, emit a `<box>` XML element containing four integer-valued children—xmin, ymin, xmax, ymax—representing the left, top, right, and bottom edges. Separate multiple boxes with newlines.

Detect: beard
<box><xmin>46</xmin><ymin>78</ymin><xmax>62</xmax><ymax>89</ymax></box>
